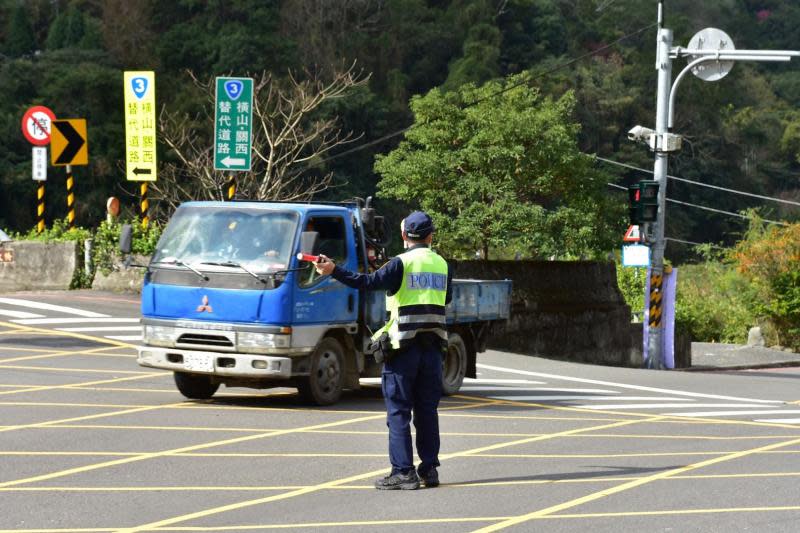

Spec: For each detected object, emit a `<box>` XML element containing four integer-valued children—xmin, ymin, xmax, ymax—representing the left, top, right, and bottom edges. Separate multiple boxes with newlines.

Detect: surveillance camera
<box><xmin>628</xmin><ymin>125</ymin><xmax>655</xmax><ymax>142</ymax></box>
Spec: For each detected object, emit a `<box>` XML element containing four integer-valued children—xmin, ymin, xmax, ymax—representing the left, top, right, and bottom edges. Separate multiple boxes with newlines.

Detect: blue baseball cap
<box><xmin>403</xmin><ymin>211</ymin><xmax>434</xmax><ymax>240</ymax></box>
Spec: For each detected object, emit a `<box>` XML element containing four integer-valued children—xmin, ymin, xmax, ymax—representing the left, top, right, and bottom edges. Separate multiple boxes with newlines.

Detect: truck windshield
<box><xmin>152</xmin><ymin>206</ymin><xmax>298</xmax><ymax>273</ymax></box>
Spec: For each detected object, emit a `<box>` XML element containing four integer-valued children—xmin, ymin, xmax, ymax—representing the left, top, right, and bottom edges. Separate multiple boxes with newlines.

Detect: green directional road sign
<box><xmin>214</xmin><ymin>77</ymin><xmax>254</xmax><ymax>172</ymax></box>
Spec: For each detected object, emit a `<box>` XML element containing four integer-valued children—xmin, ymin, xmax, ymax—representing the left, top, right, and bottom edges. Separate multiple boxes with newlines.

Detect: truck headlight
<box><xmin>143</xmin><ymin>325</ymin><xmax>175</xmax><ymax>347</ymax></box>
<box><xmin>237</xmin><ymin>332</ymin><xmax>290</xmax><ymax>353</ymax></box>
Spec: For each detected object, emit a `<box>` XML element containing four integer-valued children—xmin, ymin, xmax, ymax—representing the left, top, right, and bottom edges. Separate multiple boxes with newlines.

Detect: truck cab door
<box><xmin>293</xmin><ymin>214</ymin><xmax>359</xmax><ymax>326</ymax></box>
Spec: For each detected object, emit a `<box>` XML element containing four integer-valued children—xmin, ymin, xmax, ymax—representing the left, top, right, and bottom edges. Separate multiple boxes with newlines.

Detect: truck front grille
<box><xmin>176</xmin><ymin>333</ymin><xmax>234</xmax><ymax>348</ymax></box>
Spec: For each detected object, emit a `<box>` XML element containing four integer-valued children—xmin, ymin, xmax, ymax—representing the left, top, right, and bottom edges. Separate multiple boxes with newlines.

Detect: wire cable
<box><xmin>606</xmin><ymin>182</ymin><xmax>789</xmax><ymax>226</ymax></box>
<box><xmin>318</xmin><ymin>21</ymin><xmax>657</xmax><ymax>166</ymax></box>
<box><xmin>596</xmin><ymin>156</ymin><xmax>800</xmax><ymax>208</ymax></box>
<box><xmin>665</xmin><ymin>237</ymin><xmax>725</xmax><ymax>249</ymax></box>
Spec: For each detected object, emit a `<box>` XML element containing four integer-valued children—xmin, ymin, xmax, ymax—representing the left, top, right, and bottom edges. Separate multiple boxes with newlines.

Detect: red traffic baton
<box><xmin>296</xmin><ymin>253</ymin><xmax>320</xmax><ymax>263</ymax></box>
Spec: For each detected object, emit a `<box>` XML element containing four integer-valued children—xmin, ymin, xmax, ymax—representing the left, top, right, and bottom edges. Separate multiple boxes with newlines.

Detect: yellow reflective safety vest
<box><xmin>373</xmin><ymin>246</ymin><xmax>449</xmax><ymax>350</ymax></box>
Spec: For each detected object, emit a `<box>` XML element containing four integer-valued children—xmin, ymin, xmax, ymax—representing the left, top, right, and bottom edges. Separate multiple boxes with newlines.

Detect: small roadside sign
<box><xmin>50</xmin><ymin>119</ymin><xmax>88</xmax><ymax>166</ymax></box>
<box><xmin>622</xmin><ymin>244</ymin><xmax>650</xmax><ymax>267</ymax></box>
<box><xmin>22</xmin><ymin>106</ymin><xmax>56</xmax><ymax>146</ymax></box>
<box><xmin>32</xmin><ymin>147</ymin><xmax>47</xmax><ymax>180</ymax></box>
<box><xmin>623</xmin><ymin>225</ymin><xmax>641</xmax><ymax>243</ymax></box>
<box><xmin>124</xmin><ymin>71</ymin><xmax>157</xmax><ymax>181</ymax></box>
<box><xmin>214</xmin><ymin>77</ymin><xmax>253</xmax><ymax>172</ymax></box>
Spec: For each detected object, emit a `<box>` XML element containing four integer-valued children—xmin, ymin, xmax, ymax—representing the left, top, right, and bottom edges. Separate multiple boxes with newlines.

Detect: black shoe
<box><xmin>417</xmin><ymin>467</ymin><xmax>439</xmax><ymax>488</ymax></box>
<box><xmin>374</xmin><ymin>470</ymin><xmax>420</xmax><ymax>490</ymax></box>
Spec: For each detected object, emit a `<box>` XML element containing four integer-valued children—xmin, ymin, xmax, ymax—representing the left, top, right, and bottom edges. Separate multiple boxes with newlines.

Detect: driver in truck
<box><xmin>314</xmin><ymin>211</ymin><xmax>453</xmax><ymax>491</ymax></box>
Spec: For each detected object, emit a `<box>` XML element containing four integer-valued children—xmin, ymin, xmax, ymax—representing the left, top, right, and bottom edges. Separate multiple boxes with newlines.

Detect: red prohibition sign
<box><xmin>21</xmin><ymin>105</ymin><xmax>56</xmax><ymax>146</ymax></box>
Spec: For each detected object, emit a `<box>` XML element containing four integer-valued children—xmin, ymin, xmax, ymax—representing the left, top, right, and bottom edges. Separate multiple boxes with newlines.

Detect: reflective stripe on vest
<box><xmin>376</xmin><ymin>247</ymin><xmax>448</xmax><ymax>350</ymax></box>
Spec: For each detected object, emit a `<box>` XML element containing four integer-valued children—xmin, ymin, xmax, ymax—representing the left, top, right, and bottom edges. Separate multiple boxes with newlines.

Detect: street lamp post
<box><xmin>631</xmin><ymin>1</ymin><xmax>800</xmax><ymax>370</ymax></box>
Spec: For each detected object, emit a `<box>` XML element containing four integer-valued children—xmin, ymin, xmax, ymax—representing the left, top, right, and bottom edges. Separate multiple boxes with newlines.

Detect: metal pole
<box><xmin>140</xmin><ymin>182</ymin><xmax>149</xmax><ymax>229</ymax></box>
<box><xmin>645</xmin><ymin>5</ymin><xmax>673</xmax><ymax>370</ymax></box>
<box><xmin>66</xmin><ymin>164</ymin><xmax>75</xmax><ymax>230</ymax></box>
<box><xmin>226</xmin><ymin>175</ymin><xmax>236</xmax><ymax>201</ymax></box>
<box><xmin>36</xmin><ymin>182</ymin><xmax>45</xmax><ymax>234</ymax></box>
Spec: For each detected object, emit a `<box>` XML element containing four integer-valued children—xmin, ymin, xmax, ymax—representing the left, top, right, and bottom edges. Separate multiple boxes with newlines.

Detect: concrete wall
<box><xmin>91</xmin><ymin>255</ymin><xmax>148</xmax><ymax>293</ymax></box>
<box><xmin>454</xmin><ymin>260</ymin><xmax>689</xmax><ymax>368</ymax></box>
<box><xmin>0</xmin><ymin>241</ymin><xmax>80</xmax><ymax>291</ymax></box>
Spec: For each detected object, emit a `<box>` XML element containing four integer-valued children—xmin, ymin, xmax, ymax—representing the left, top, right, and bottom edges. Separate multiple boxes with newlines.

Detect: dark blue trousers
<box><xmin>381</xmin><ymin>338</ymin><xmax>442</xmax><ymax>475</ymax></box>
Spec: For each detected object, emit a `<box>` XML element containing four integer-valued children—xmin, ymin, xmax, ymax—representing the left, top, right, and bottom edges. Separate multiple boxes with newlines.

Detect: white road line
<box><xmin>0</xmin><ymin>297</ymin><xmax>108</xmax><ymax>318</ymax></box>
<box><xmin>580</xmin><ymin>403</ymin><xmax>772</xmax><ymax>410</ymax></box>
<box><xmin>463</xmin><ymin>379</ymin><xmax>547</xmax><ymax>385</ymax></box>
<box><xmin>462</xmin><ymin>385</ymin><xmax>619</xmax><ymax>394</ymax></box>
<box><xmin>57</xmin><ymin>326</ymin><xmax>142</xmax><ymax>332</ymax></box>
<box><xmin>754</xmin><ymin>418</ymin><xmax>800</xmax><ymax>424</ymax></box>
<box><xmin>105</xmin><ymin>335</ymin><xmax>142</xmax><ymax>341</ymax></box>
<box><xmin>13</xmin><ymin>318</ymin><xmax>140</xmax><ymax>325</ymax></box>
<box><xmin>461</xmin><ymin>386</ymin><xmax>549</xmax><ymax>392</ymax></box>
<box><xmin>491</xmin><ymin>396</ymin><xmax>694</xmax><ymax>402</ymax></box>
<box><xmin>668</xmin><ymin>409</ymin><xmax>800</xmax><ymax>418</ymax></box>
<box><xmin>0</xmin><ymin>309</ymin><xmax>44</xmax><ymax>319</ymax></box>
<box><xmin>476</xmin><ymin>363</ymin><xmax>784</xmax><ymax>405</ymax></box>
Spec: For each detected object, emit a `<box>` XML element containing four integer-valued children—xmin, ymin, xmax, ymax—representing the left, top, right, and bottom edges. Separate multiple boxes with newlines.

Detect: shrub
<box><xmin>92</xmin><ymin>219</ymin><xmax>162</xmax><ymax>275</ymax></box>
<box><xmin>675</xmin><ymin>261</ymin><xmax>763</xmax><ymax>344</ymax></box>
<box><xmin>734</xmin><ymin>217</ymin><xmax>800</xmax><ymax>350</ymax></box>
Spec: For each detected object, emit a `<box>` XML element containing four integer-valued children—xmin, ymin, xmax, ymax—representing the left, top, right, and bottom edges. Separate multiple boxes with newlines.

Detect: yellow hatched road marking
<box><xmin>553</xmin><ymin>505</ymin><xmax>800</xmax><ymax>520</ymax></box>
<box><xmin>0</xmin><ymin>364</ymin><xmax>149</xmax><ymax>374</ymax></box>
<box><xmin>471</xmin><ymin>434</ymin><xmax>800</xmax><ymax>532</ymax></box>
<box><xmin>0</xmin><ymin>372</ymin><xmax>166</xmax><ymax>397</ymax></box>
<box><xmin>0</xmin><ymin>345</ymin><xmax>123</xmax><ymax>364</ymax></box>
<box><xmin>0</xmin><ymin>320</ymin><xmax>135</xmax><ymax>348</ymax></box>
<box><xmin>0</xmin><ymin>400</ymin><xmax>186</xmax><ymax>435</ymax></box>
<box><xmin>4</xmin><ymin>470</ymin><xmax>800</xmax><ymax>493</ymax></box>
<box><xmin>114</xmin><ymin>416</ymin><xmax>654</xmax><ymax>533</ymax></box>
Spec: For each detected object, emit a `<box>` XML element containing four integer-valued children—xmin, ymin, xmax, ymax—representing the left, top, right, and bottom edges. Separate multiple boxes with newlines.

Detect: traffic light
<box><xmin>627</xmin><ymin>180</ymin><xmax>660</xmax><ymax>224</ymax></box>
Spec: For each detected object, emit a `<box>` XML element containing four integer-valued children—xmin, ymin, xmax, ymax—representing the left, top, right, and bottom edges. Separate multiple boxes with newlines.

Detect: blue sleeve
<box><xmin>331</xmin><ymin>257</ymin><xmax>404</xmax><ymax>294</ymax></box>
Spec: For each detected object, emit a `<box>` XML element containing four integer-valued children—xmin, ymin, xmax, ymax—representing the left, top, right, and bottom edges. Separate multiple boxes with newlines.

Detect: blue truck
<box><xmin>121</xmin><ymin>199</ymin><xmax>511</xmax><ymax>405</ymax></box>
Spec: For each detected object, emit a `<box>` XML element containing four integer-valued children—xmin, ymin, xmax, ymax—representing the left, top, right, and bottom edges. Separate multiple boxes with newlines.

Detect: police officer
<box><xmin>314</xmin><ymin>211</ymin><xmax>452</xmax><ymax>490</ymax></box>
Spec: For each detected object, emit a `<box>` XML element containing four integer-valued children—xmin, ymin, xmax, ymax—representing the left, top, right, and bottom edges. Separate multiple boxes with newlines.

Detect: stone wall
<box><xmin>91</xmin><ymin>255</ymin><xmax>148</xmax><ymax>293</ymax></box>
<box><xmin>0</xmin><ymin>241</ymin><xmax>80</xmax><ymax>291</ymax></box>
<box><xmin>453</xmin><ymin>260</ymin><xmax>688</xmax><ymax>368</ymax></box>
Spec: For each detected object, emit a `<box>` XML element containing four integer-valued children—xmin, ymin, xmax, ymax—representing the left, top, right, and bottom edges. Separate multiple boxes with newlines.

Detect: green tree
<box><xmin>375</xmin><ymin>72</ymin><xmax>622</xmax><ymax>260</ymax></box>
<box><xmin>4</xmin><ymin>3</ymin><xmax>36</xmax><ymax>57</ymax></box>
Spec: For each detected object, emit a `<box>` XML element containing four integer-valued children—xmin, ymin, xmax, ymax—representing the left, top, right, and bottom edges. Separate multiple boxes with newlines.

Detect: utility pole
<box><xmin>646</xmin><ymin>0</ymin><xmax>672</xmax><ymax>369</ymax></box>
<box><xmin>628</xmin><ymin>1</ymin><xmax>800</xmax><ymax>369</ymax></box>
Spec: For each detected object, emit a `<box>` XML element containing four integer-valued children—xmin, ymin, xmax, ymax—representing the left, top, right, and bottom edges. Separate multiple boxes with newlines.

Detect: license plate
<box><xmin>184</xmin><ymin>353</ymin><xmax>213</xmax><ymax>372</ymax></box>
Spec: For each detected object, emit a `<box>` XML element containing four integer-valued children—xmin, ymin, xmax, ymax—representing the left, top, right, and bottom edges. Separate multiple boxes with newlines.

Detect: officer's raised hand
<box><xmin>314</xmin><ymin>255</ymin><xmax>335</xmax><ymax>276</ymax></box>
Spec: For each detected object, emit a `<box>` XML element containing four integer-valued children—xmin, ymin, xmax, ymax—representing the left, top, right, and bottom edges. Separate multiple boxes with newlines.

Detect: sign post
<box><xmin>32</xmin><ymin>147</ymin><xmax>47</xmax><ymax>233</ymax></box>
<box><xmin>22</xmin><ymin>106</ymin><xmax>55</xmax><ymax>234</ymax></box>
<box><xmin>51</xmin><ymin>119</ymin><xmax>88</xmax><ymax>230</ymax></box>
<box><xmin>214</xmin><ymin>77</ymin><xmax>253</xmax><ymax>200</ymax></box>
<box><xmin>124</xmin><ymin>71</ymin><xmax>157</xmax><ymax>227</ymax></box>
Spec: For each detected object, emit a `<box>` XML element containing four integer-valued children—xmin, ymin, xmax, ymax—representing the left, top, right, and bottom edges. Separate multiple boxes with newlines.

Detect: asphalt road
<box><xmin>2</xmin><ymin>290</ymin><xmax>800</xmax><ymax>532</ymax></box>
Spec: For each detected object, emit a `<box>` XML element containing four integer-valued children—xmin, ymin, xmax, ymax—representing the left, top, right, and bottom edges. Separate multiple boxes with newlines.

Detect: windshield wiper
<box><xmin>151</xmin><ymin>258</ymin><xmax>209</xmax><ymax>281</ymax></box>
<box><xmin>200</xmin><ymin>261</ymin><xmax>268</xmax><ymax>284</ymax></box>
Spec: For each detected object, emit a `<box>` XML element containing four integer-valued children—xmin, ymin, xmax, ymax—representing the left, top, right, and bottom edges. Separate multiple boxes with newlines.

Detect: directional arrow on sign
<box><xmin>132</xmin><ymin>167</ymin><xmax>152</xmax><ymax>176</ymax></box>
<box><xmin>51</xmin><ymin>119</ymin><xmax>88</xmax><ymax>166</ymax></box>
<box><xmin>220</xmin><ymin>156</ymin><xmax>246</xmax><ymax>168</ymax></box>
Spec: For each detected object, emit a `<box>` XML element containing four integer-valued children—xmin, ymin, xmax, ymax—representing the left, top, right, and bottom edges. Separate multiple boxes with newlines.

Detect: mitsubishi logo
<box><xmin>196</xmin><ymin>295</ymin><xmax>213</xmax><ymax>313</ymax></box>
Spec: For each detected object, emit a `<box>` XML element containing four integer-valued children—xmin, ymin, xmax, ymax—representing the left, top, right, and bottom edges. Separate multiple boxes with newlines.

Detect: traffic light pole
<box><xmin>645</xmin><ymin>5</ymin><xmax>672</xmax><ymax>370</ymax></box>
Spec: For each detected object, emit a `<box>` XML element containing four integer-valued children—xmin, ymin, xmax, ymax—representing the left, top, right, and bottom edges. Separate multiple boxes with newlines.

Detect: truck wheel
<box><xmin>174</xmin><ymin>372</ymin><xmax>219</xmax><ymax>400</ymax></box>
<box><xmin>297</xmin><ymin>337</ymin><xmax>344</xmax><ymax>405</ymax></box>
<box><xmin>442</xmin><ymin>333</ymin><xmax>467</xmax><ymax>395</ymax></box>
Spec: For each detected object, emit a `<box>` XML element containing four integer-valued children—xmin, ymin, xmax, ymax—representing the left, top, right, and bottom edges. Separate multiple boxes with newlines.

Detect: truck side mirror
<box><xmin>299</xmin><ymin>231</ymin><xmax>319</xmax><ymax>256</ymax></box>
<box><xmin>119</xmin><ymin>224</ymin><xmax>132</xmax><ymax>255</ymax></box>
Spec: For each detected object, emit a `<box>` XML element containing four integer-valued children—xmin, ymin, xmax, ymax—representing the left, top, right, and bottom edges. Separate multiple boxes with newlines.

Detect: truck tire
<box><xmin>297</xmin><ymin>337</ymin><xmax>344</xmax><ymax>405</ymax></box>
<box><xmin>442</xmin><ymin>333</ymin><xmax>467</xmax><ymax>395</ymax></box>
<box><xmin>174</xmin><ymin>372</ymin><xmax>219</xmax><ymax>400</ymax></box>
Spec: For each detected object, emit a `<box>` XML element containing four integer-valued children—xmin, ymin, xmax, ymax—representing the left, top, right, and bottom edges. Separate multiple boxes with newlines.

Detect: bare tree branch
<box><xmin>154</xmin><ymin>63</ymin><xmax>370</xmax><ymax>214</ymax></box>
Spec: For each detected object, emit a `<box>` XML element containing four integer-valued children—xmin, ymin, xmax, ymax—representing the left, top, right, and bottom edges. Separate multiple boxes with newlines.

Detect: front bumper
<box><xmin>137</xmin><ymin>346</ymin><xmax>292</xmax><ymax>379</ymax></box>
